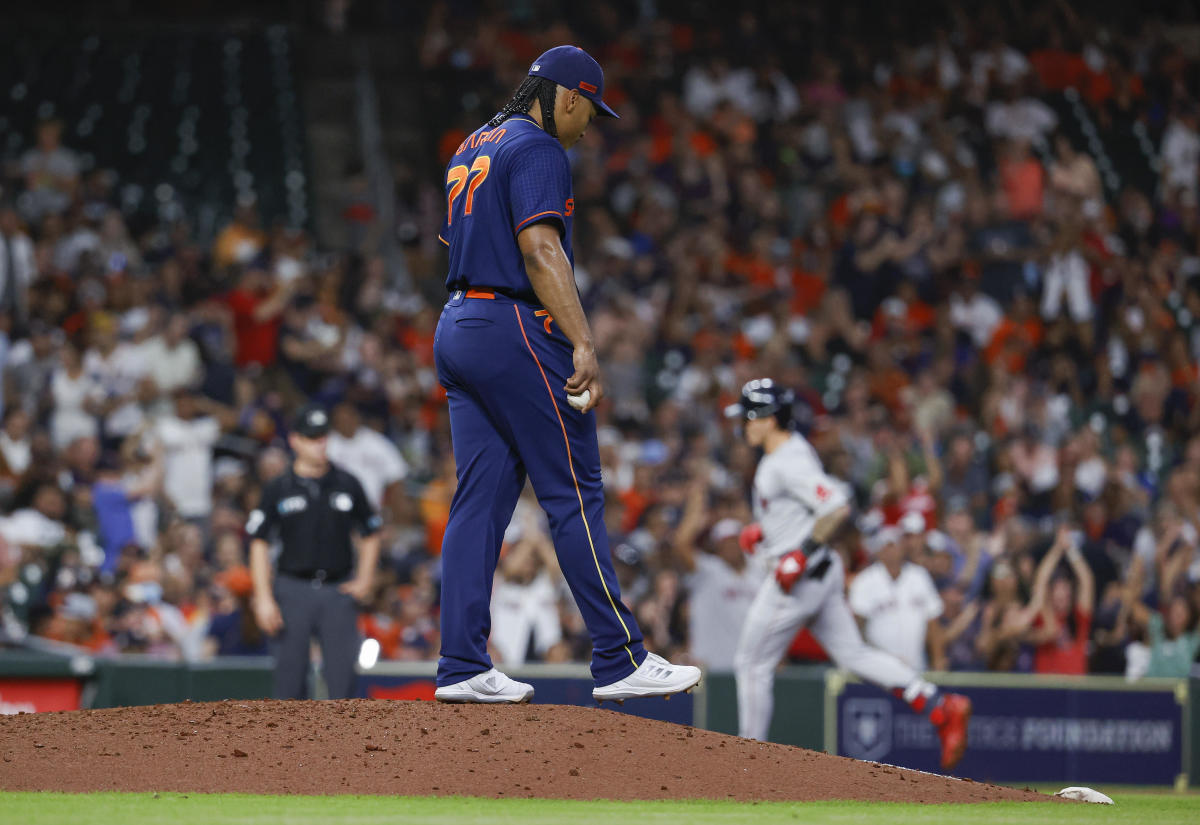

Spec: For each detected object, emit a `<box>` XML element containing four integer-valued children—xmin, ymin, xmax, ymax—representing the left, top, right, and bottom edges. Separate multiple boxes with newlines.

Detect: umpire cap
<box><xmin>292</xmin><ymin>403</ymin><xmax>331</xmax><ymax>438</ymax></box>
<box><xmin>724</xmin><ymin>378</ymin><xmax>794</xmax><ymax>422</ymax></box>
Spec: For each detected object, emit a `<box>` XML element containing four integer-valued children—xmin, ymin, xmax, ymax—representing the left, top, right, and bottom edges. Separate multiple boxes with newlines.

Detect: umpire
<box><xmin>248</xmin><ymin>403</ymin><xmax>382</xmax><ymax>699</ymax></box>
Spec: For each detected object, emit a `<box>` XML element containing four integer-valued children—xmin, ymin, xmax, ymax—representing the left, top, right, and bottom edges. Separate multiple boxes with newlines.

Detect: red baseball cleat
<box><xmin>930</xmin><ymin>693</ymin><xmax>972</xmax><ymax>771</ymax></box>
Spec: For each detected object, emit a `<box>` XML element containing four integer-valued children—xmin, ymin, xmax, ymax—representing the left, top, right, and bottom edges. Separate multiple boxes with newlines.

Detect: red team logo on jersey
<box><xmin>815</xmin><ymin>484</ymin><xmax>831</xmax><ymax>501</ymax></box>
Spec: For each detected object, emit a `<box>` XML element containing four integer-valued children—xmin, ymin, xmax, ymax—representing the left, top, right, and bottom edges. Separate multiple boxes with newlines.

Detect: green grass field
<box><xmin>1</xmin><ymin>792</ymin><xmax>1198</xmax><ymax>825</ymax></box>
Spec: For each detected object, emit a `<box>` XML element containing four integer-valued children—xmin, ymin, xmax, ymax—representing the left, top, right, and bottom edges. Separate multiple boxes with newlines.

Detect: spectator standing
<box><xmin>488</xmin><ymin>515</ymin><xmax>564</xmax><ymax>666</ymax></box>
<box><xmin>49</xmin><ymin>341</ymin><xmax>101</xmax><ymax>450</ymax></box>
<box><xmin>948</xmin><ymin>266</ymin><xmax>1003</xmax><ymax>348</ymax></box>
<box><xmin>155</xmin><ymin>389</ymin><xmax>224</xmax><ymax>523</ymax></box>
<box><xmin>1124</xmin><ymin>594</ymin><xmax>1199</xmax><ymax>679</ymax></box>
<box><xmin>1162</xmin><ymin>104</ymin><xmax>1200</xmax><ymax>202</ymax></box>
<box><xmin>1049</xmin><ymin>135</ymin><xmax>1102</xmax><ymax>208</ymax></box>
<box><xmin>1028</xmin><ymin>526</ymin><xmax>1096</xmax><ymax>675</ymax></box>
<box><xmin>92</xmin><ymin>446</ymin><xmax>163</xmax><ymax>574</ymax></box>
<box><xmin>934</xmin><ymin>584</ymin><xmax>984</xmax><ymax>671</ymax></box>
<box><xmin>325</xmin><ymin>402</ymin><xmax>408</xmax><ymax>512</ymax></box>
<box><xmin>83</xmin><ymin>313</ymin><xmax>149</xmax><ymax>444</ymax></box>
<box><xmin>678</xmin><ymin>517</ymin><xmax>763</xmax><ymax>671</ymax></box>
<box><xmin>976</xmin><ymin>558</ymin><xmax>1033</xmax><ymax>672</ymax></box>
<box><xmin>213</xmin><ymin>201</ymin><xmax>267</xmax><ymax>268</ymax></box>
<box><xmin>0</xmin><ymin>206</ymin><xmax>36</xmax><ymax>344</ymax></box>
<box><xmin>19</xmin><ymin>118</ymin><xmax>79</xmax><ymax>221</ymax></box>
<box><xmin>204</xmin><ymin>566</ymin><xmax>269</xmax><ymax>657</ymax></box>
<box><xmin>139</xmin><ymin>312</ymin><xmax>202</xmax><ymax>400</ymax></box>
<box><xmin>225</xmin><ymin>266</ymin><xmax>296</xmax><ymax>369</ymax></box>
<box><xmin>998</xmin><ymin>140</ymin><xmax>1045</xmax><ymax>220</ymax></box>
<box><xmin>848</xmin><ymin>527</ymin><xmax>945</xmax><ymax>671</ymax></box>
<box><xmin>0</xmin><ymin>407</ymin><xmax>33</xmax><ymax>484</ymax></box>
<box><xmin>1040</xmin><ymin>217</ymin><xmax>1093</xmax><ymax>324</ymax></box>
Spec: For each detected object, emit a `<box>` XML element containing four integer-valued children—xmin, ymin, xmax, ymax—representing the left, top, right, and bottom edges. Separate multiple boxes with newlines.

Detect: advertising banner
<box><xmin>833</xmin><ymin>677</ymin><xmax>1187</xmax><ymax>785</ymax></box>
<box><xmin>0</xmin><ymin>677</ymin><xmax>83</xmax><ymax>714</ymax></box>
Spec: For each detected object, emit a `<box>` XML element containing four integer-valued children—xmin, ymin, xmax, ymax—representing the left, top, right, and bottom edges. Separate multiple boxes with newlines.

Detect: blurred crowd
<box><xmin>2</xmin><ymin>0</ymin><xmax>1200</xmax><ymax>680</ymax></box>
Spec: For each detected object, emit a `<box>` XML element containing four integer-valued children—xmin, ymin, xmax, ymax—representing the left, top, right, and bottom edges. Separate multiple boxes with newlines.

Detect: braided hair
<box><xmin>487</xmin><ymin>76</ymin><xmax>559</xmax><ymax>138</ymax></box>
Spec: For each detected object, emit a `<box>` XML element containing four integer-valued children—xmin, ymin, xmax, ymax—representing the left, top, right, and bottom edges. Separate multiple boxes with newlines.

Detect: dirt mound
<box><xmin>0</xmin><ymin>700</ymin><xmax>1049</xmax><ymax>802</ymax></box>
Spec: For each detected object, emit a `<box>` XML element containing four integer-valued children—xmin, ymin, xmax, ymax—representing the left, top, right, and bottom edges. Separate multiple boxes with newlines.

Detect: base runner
<box><xmin>726</xmin><ymin>378</ymin><xmax>971</xmax><ymax>771</ymax></box>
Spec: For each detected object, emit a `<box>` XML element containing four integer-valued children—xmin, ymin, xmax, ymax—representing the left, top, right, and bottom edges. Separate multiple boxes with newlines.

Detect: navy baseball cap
<box><xmin>292</xmin><ymin>403</ymin><xmax>331</xmax><ymax>438</ymax></box>
<box><xmin>528</xmin><ymin>45</ymin><xmax>619</xmax><ymax>119</ymax></box>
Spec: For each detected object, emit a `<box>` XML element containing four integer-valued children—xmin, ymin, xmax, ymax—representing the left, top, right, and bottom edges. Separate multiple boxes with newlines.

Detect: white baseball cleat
<box><xmin>434</xmin><ymin>668</ymin><xmax>535</xmax><ymax>704</ymax></box>
<box><xmin>592</xmin><ymin>652</ymin><xmax>701</xmax><ymax>704</ymax></box>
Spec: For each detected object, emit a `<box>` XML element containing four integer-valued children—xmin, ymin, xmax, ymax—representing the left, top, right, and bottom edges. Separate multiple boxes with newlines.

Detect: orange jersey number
<box><xmin>445</xmin><ymin>156</ymin><xmax>491</xmax><ymax>225</ymax></box>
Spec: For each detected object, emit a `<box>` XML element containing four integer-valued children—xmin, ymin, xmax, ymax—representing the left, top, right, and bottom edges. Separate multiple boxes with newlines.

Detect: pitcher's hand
<box><xmin>565</xmin><ymin>344</ymin><xmax>603</xmax><ymax>413</ymax></box>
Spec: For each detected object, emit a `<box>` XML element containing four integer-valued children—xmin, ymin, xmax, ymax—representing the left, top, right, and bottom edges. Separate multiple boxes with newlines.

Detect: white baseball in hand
<box><xmin>567</xmin><ymin>389</ymin><xmax>591</xmax><ymax>411</ymax></box>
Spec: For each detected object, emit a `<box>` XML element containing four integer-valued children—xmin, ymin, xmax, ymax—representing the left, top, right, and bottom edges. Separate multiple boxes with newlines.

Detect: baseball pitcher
<box><xmin>432</xmin><ymin>45</ymin><xmax>700</xmax><ymax>704</ymax></box>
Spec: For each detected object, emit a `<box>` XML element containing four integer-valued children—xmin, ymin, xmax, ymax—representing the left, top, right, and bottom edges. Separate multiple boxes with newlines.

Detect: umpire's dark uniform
<box><xmin>247</xmin><ymin>407</ymin><xmax>381</xmax><ymax>699</ymax></box>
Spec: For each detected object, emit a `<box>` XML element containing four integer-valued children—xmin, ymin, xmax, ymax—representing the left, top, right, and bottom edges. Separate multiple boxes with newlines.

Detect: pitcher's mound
<box><xmin>0</xmin><ymin>699</ymin><xmax>1048</xmax><ymax>802</ymax></box>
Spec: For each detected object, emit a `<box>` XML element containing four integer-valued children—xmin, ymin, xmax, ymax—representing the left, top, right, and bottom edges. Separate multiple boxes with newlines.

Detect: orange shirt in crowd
<box><xmin>871</xmin><ymin>299</ymin><xmax>935</xmax><ymax>339</ymax></box>
<box><xmin>398</xmin><ymin>318</ymin><xmax>437</xmax><ymax>367</ymax></box>
<box><xmin>731</xmin><ymin>330</ymin><xmax>757</xmax><ymax>362</ymax></box>
<box><xmin>360</xmin><ymin>611</ymin><xmax>403</xmax><ymax>660</ymax></box>
<box><xmin>790</xmin><ymin>268</ymin><xmax>827</xmax><ymax>316</ymax></box>
<box><xmin>419</xmin><ymin>478</ymin><xmax>452</xmax><ymax>556</ymax></box>
<box><xmin>1000</xmin><ymin>156</ymin><xmax>1044</xmax><ymax>220</ymax></box>
<box><xmin>1171</xmin><ymin>363</ymin><xmax>1199</xmax><ymax>388</ymax></box>
<box><xmin>619</xmin><ymin>486</ymin><xmax>655</xmax><ymax>534</ymax></box>
<box><xmin>689</xmin><ymin>131</ymin><xmax>717</xmax><ymax>158</ymax></box>
<box><xmin>985</xmin><ymin>317</ymin><xmax>1044</xmax><ymax>373</ymax></box>
<box><xmin>1028</xmin><ymin>49</ymin><xmax>1087</xmax><ymax>91</ymax></box>
<box><xmin>869</xmin><ymin>365</ymin><xmax>911</xmax><ymax>413</ymax></box>
<box><xmin>725</xmin><ymin>251</ymin><xmax>774</xmax><ymax>288</ymax></box>
<box><xmin>213</xmin><ymin>222</ymin><xmax>266</xmax><ymax>269</ymax></box>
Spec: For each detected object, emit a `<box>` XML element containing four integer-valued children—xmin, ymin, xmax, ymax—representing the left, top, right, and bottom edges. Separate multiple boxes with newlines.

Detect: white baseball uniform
<box><xmin>687</xmin><ymin>553</ymin><xmax>764</xmax><ymax>670</ymax></box>
<box><xmin>848</xmin><ymin>561</ymin><xmax>943</xmax><ymax>671</ymax></box>
<box><xmin>733</xmin><ymin>433</ymin><xmax>935</xmax><ymax>741</ymax></box>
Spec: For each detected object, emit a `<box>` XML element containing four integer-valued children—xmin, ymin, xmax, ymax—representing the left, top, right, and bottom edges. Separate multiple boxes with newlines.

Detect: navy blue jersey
<box><xmin>439</xmin><ymin>115</ymin><xmax>574</xmax><ymax>301</ymax></box>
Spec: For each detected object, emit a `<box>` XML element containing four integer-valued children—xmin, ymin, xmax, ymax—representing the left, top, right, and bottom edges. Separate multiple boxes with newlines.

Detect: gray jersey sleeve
<box><xmin>778</xmin><ymin>446</ymin><xmax>850</xmax><ymax>519</ymax></box>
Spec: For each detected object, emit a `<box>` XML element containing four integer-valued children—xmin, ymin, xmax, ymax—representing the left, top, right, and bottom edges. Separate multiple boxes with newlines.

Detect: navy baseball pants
<box><xmin>433</xmin><ymin>289</ymin><xmax>646</xmax><ymax>688</ymax></box>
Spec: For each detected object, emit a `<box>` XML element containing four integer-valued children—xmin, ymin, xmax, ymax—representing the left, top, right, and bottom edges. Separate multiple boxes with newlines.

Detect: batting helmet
<box><xmin>724</xmin><ymin>378</ymin><xmax>794</xmax><ymax>426</ymax></box>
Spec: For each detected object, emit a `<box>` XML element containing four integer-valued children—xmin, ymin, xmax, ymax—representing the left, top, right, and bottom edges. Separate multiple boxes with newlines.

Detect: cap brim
<box><xmin>723</xmin><ymin>403</ymin><xmax>745</xmax><ymax>419</ymax></box>
<box><xmin>594</xmin><ymin>99</ymin><xmax>619</xmax><ymax>118</ymax></box>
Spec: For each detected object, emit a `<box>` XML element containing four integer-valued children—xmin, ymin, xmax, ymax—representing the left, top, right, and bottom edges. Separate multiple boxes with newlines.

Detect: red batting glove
<box><xmin>739</xmin><ymin>523</ymin><xmax>764</xmax><ymax>554</ymax></box>
<box><xmin>775</xmin><ymin>550</ymin><xmax>808</xmax><ymax>593</ymax></box>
